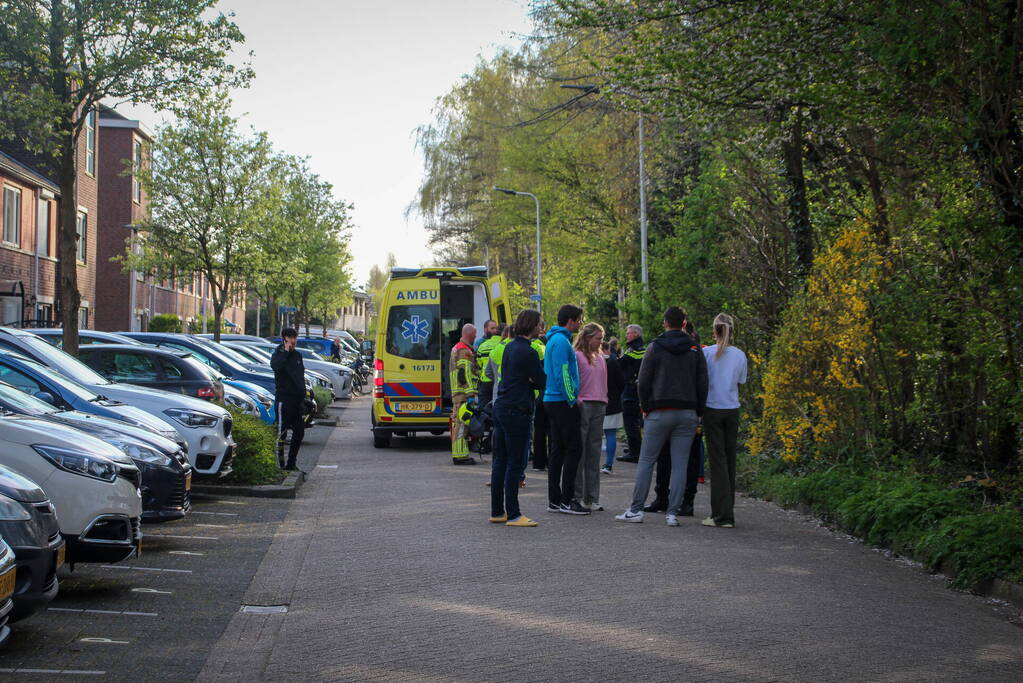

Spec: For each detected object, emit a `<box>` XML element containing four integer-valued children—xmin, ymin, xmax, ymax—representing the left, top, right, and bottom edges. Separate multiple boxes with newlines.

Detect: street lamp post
<box><xmin>560</xmin><ymin>84</ymin><xmax>648</xmax><ymax>290</ymax></box>
<box><xmin>493</xmin><ymin>186</ymin><xmax>541</xmax><ymax>312</ymax></box>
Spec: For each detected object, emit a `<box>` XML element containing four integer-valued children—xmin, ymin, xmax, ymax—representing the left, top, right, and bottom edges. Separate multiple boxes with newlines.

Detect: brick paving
<box><xmin>200</xmin><ymin>400</ymin><xmax>1023</xmax><ymax>682</ymax></box>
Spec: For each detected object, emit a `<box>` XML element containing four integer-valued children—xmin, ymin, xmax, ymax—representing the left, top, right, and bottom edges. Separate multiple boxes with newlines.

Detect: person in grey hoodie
<box><xmin>615</xmin><ymin>307</ymin><xmax>708</xmax><ymax>526</ymax></box>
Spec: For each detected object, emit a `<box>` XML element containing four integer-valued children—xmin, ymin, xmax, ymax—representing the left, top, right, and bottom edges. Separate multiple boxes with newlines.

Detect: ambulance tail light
<box><xmin>374</xmin><ymin>358</ymin><xmax>385</xmax><ymax>398</ymax></box>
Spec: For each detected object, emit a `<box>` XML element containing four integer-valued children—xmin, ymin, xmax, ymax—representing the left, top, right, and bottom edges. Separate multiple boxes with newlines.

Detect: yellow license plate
<box><xmin>185</xmin><ymin>473</ymin><xmax>192</xmax><ymax>491</ymax></box>
<box><xmin>396</xmin><ymin>401</ymin><xmax>434</xmax><ymax>413</ymax></box>
<box><xmin>56</xmin><ymin>544</ymin><xmax>65</xmax><ymax>570</ymax></box>
<box><xmin>0</xmin><ymin>568</ymin><xmax>14</xmax><ymax>602</ymax></box>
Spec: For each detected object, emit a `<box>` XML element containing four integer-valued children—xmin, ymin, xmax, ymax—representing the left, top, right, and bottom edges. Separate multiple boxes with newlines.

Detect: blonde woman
<box><xmin>573</xmin><ymin>322</ymin><xmax>607</xmax><ymax>511</ymax></box>
<box><xmin>701</xmin><ymin>313</ymin><xmax>747</xmax><ymax>528</ymax></box>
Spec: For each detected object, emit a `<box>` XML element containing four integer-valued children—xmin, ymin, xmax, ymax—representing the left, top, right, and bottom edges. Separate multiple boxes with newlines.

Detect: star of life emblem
<box><xmin>401</xmin><ymin>315</ymin><xmax>430</xmax><ymax>344</ymax></box>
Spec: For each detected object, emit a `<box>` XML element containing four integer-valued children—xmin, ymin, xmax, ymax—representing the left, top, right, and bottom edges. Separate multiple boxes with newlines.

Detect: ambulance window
<box><xmin>386</xmin><ymin>305</ymin><xmax>440</xmax><ymax>360</ymax></box>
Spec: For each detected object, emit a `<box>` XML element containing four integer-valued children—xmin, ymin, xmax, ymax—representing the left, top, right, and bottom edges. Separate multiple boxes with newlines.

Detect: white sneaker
<box><xmin>590</xmin><ymin>501</ymin><xmax>604</xmax><ymax>511</ymax></box>
<box><xmin>615</xmin><ymin>510</ymin><xmax>644</xmax><ymax>523</ymax></box>
<box><xmin>600</xmin><ymin>466</ymin><xmax>612</xmax><ymax>475</ymax></box>
<box><xmin>666</xmin><ymin>514</ymin><xmax>680</xmax><ymax>527</ymax></box>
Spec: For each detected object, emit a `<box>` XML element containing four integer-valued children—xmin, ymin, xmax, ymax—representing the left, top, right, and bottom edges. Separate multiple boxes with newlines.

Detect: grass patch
<box><xmin>742</xmin><ymin>456</ymin><xmax>1023</xmax><ymax>588</ymax></box>
<box><xmin>312</xmin><ymin>385</ymin><xmax>331</xmax><ymax>417</ymax></box>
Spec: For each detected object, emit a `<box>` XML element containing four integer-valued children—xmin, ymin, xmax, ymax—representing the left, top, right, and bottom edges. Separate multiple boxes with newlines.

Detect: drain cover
<box><xmin>240</xmin><ymin>605</ymin><xmax>288</xmax><ymax>614</ymax></box>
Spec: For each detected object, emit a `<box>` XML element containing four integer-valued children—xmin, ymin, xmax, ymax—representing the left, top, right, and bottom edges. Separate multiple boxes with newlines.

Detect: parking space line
<box><xmin>316</xmin><ymin>464</ymin><xmax>339</xmax><ymax>469</ymax></box>
<box><xmin>190</xmin><ymin>511</ymin><xmax>239</xmax><ymax>516</ymax></box>
<box><xmin>0</xmin><ymin>669</ymin><xmax>105</xmax><ymax>676</ymax></box>
<box><xmin>168</xmin><ymin>551</ymin><xmax>204</xmax><ymax>556</ymax></box>
<box><xmin>100</xmin><ymin>565</ymin><xmax>192</xmax><ymax>574</ymax></box>
<box><xmin>196</xmin><ymin>523</ymin><xmax>228</xmax><ymax>528</ymax></box>
<box><xmin>145</xmin><ymin>534</ymin><xmax>219</xmax><ymax>540</ymax></box>
<box><xmin>131</xmin><ymin>588</ymin><xmax>173</xmax><ymax>595</ymax></box>
<box><xmin>80</xmin><ymin>637</ymin><xmax>130</xmax><ymax>645</ymax></box>
<box><xmin>49</xmin><ymin>607</ymin><xmax>158</xmax><ymax>617</ymax></box>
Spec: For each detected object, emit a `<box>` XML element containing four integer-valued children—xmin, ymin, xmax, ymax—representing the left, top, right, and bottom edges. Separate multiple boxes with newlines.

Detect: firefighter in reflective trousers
<box><xmin>450</xmin><ymin>323</ymin><xmax>479</xmax><ymax>465</ymax></box>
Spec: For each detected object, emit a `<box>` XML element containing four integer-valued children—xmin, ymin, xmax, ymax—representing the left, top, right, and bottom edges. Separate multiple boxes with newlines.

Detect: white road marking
<box><xmin>190</xmin><ymin>511</ymin><xmax>239</xmax><ymax>516</ymax></box>
<box><xmin>316</xmin><ymin>464</ymin><xmax>339</xmax><ymax>469</ymax></box>
<box><xmin>168</xmin><ymin>551</ymin><xmax>204</xmax><ymax>556</ymax></box>
<box><xmin>240</xmin><ymin>604</ymin><xmax>288</xmax><ymax>614</ymax></box>
<box><xmin>196</xmin><ymin>524</ymin><xmax>228</xmax><ymax>528</ymax></box>
<box><xmin>79</xmin><ymin>638</ymin><xmax>130</xmax><ymax>644</ymax></box>
<box><xmin>0</xmin><ymin>669</ymin><xmax>105</xmax><ymax>676</ymax></box>
<box><xmin>131</xmin><ymin>588</ymin><xmax>173</xmax><ymax>595</ymax></box>
<box><xmin>145</xmin><ymin>534</ymin><xmax>219</xmax><ymax>541</ymax></box>
<box><xmin>49</xmin><ymin>607</ymin><xmax>158</xmax><ymax>617</ymax></box>
<box><xmin>100</xmin><ymin>565</ymin><xmax>192</xmax><ymax>574</ymax></box>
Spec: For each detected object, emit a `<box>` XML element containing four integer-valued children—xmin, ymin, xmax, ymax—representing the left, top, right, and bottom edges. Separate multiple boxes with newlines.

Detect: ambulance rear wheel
<box><xmin>430</xmin><ymin>429</ymin><xmax>444</xmax><ymax>435</ymax></box>
<box><xmin>374</xmin><ymin>432</ymin><xmax>391</xmax><ymax>448</ymax></box>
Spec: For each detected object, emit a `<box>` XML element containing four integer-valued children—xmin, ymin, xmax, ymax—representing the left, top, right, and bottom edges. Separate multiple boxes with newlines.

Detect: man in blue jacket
<box><xmin>543</xmin><ymin>304</ymin><xmax>589</xmax><ymax>515</ymax></box>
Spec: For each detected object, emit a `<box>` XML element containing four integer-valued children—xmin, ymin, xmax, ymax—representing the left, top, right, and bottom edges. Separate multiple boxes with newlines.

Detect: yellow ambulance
<box><xmin>371</xmin><ymin>266</ymin><xmax>509</xmax><ymax>448</ymax></box>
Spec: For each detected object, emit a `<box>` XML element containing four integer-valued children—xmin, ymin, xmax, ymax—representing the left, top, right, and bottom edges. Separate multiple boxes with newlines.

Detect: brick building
<box><xmin>93</xmin><ymin>107</ymin><xmax>245</xmax><ymax>333</ymax></box>
<box><xmin>0</xmin><ymin>107</ymin><xmax>99</xmax><ymax>328</ymax></box>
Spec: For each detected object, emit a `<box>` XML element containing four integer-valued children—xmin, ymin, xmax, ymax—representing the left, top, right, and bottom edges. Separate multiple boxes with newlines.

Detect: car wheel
<box><xmin>373</xmin><ymin>432</ymin><xmax>391</xmax><ymax>448</ymax></box>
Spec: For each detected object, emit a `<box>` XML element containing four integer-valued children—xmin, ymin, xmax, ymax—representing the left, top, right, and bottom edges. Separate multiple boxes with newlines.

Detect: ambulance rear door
<box><xmin>379</xmin><ymin>278</ymin><xmax>443</xmax><ymax>419</ymax></box>
<box><xmin>487</xmin><ymin>274</ymin><xmax>510</xmax><ymax>325</ymax></box>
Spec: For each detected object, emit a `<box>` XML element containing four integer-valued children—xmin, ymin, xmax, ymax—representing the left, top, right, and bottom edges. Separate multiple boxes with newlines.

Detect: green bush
<box><xmin>745</xmin><ymin>456</ymin><xmax>1023</xmax><ymax>589</ymax></box>
<box><xmin>188</xmin><ymin>314</ymin><xmax>225</xmax><ymax>333</ymax></box>
<box><xmin>148</xmin><ymin>314</ymin><xmax>182</xmax><ymax>333</ymax></box>
<box><xmin>312</xmin><ymin>385</ymin><xmax>331</xmax><ymax>416</ymax></box>
<box><xmin>220</xmin><ymin>404</ymin><xmax>281</xmax><ymax>485</ymax></box>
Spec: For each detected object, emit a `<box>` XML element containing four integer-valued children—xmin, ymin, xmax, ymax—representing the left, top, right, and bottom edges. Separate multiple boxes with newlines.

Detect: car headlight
<box><xmin>109</xmin><ymin>440</ymin><xmax>173</xmax><ymax>466</ymax></box>
<box><xmin>225</xmin><ymin>394</ymin><xmax>258</xmax><ymax>415</ymax></box>
<box><xmin>32</xmin><ymin>444</ymin><xmax>118</xmax><ymax>483</ymax></box>
<box><xmin>0</xmin><ymin>493</ymin><xmax>31</xmax><ymax>521</ymax></box>
<box><xmin>163</xmin><ymin>408</ymin><xmax>219</xmax><ymax>429</ymax></box>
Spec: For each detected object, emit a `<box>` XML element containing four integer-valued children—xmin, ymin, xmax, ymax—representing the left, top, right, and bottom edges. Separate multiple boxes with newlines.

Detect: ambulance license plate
<box><xmin>0</xmin><ymin>568</ymin><xmax>15</xmax><ymax>602</ymax></box>
<box><xmin>396</xmin><ymin>401</ymin><xmax>434</xmax><ymax>413</ymax></box>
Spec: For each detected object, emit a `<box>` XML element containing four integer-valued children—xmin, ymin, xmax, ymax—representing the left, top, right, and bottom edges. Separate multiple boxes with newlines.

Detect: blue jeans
<box><xmin>491</xmin><ymin>404</ymin><xmax>532</xmax><ymax>519</ymax></box>
<box><xmin>603</xmin><ymin>429</ymin><xmax>617</xmax><ymax>467</ymax></box>
<box><xmin>628</xmin><ymin>409</ymin><xmax>698</xmax><ymax>516</ymax></box>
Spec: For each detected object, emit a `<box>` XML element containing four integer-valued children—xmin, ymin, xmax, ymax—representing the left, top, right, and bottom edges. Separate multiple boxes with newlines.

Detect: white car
<box><xmin>0</xmin><ymin>414</ymin><xmax>142</xmax><ymax>564</ymax></box>
<box><xmin>0</xmin><ymin>329</ymin><xmax>236</xmax><ymax>476</ymax></box>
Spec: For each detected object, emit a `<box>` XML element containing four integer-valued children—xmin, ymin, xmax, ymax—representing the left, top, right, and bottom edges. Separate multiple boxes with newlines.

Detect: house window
<box><xmin>36</xmin><ymin>197</ymin><xmax>49</xmax><ymax>255</ymax></box>
<box><xmin>132</xmin><ymin>139</ymin><xmax>142</xmax><ymax>202</ymax></box>
<box><xmin>85</xmin><ymin>109</ymin><xmax>96</xmax><ymax>175</ymax></box>
<box><xmin>78</xmin><ymin>306</ymin><xmax>89</xmax><ymax>329</ymax></box>
<box><xmin>35</xmin><ymin>303</ymin><xmax>52</xmax><ymax>325</ymax></box>
<box><xmin>76</xmin><ymin>211</ymin><xmax>87</xmax><ymax>262</ymax></box>
<box><xmin>3</xmin><ymin>186</ymin><xmax>21</xmax><ymax>245</ymax></box>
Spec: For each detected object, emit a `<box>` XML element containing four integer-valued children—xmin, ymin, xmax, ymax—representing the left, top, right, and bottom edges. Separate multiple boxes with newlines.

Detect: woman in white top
<box><xmin>701</xmin><ymin>313</ymin><xmax>747</xmax><ymax>528</ymax></box>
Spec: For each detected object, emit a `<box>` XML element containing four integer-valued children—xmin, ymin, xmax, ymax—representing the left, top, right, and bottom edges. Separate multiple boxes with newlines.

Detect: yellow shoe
<box><xmin>489</xmin><ymin>514</ymin><xmax>508</xmax><ymax>523</ymax></box>
<box><xmin>506</xmin><ymin>516</ymin><xmax>538</xmax><ymax>527</ymax></box>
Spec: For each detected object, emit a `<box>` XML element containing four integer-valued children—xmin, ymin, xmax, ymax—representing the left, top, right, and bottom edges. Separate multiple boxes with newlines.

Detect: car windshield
<box><xmin>0</xmin><ymin>356</ymin><xmax>103</xmax><ymax>402</ymax></box>
<box><xmin>298</xmin><ymin>348</ymin><xmax>328</xmax><ymax>361</ymax></box>
<box><xmin>243</xmin><ymin>346</ymin><xmax>272</xmax><ymax>362</ymax></box>
<box><xmin>190</xmin><ymin>338</ymin><xmax>257</xmax><ymax>371</ymax></box>
<box><xmin>224</xmin><ymin>344</ymin><xmax>262</xmax><ymax>363</ymax></box>
<box><xmin>0</xmin><ymin>380</ymin><xmax>58</xmax><ymax>415</ymax></box>
<box><xmin>16</xmin><ymin>334</ymin><xmax>112</xmax><ymax>386</ymax></box>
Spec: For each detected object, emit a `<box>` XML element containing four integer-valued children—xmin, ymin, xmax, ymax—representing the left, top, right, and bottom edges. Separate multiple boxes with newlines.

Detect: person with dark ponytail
<box><xmin>701</xmin><ymin>313</ymin><xmax>747</xmax><ymax>528</ymax></box>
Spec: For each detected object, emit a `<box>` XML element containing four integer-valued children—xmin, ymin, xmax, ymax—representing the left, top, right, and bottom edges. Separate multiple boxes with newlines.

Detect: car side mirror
<box><xmin>33</xmin><ymin>391</ymin><xmax>57</xmax><ymax>406</ymax></box>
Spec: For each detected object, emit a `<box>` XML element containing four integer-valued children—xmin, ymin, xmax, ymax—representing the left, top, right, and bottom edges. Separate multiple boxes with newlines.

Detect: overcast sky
<box><xmin>161</xmin><ymin>0</ymin><xmax>535</xmax><ymax>289</ymax></box>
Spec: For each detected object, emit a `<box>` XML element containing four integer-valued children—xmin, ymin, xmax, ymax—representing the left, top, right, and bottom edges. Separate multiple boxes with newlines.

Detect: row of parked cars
<box><xmin>0</xmin><ymin>327</ymin><xmax>363</xmax><ymax>645</ymax></box>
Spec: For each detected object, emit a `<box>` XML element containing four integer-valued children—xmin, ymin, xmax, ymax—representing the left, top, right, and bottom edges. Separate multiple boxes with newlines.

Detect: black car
<box><xmin>0</xmin><ymin>381</ymin><xmax>193</xmax><ymax>523</ymax></box>
<box><xmin>121</xmin><ymin>333</ymin><xmax>277</xmax><ymax>394</ymax></box>
<box><xmin>0</xmin><ymin>465</ymin><xmax>63</xmax><ymax>622</ymax></box>
<box><xmin>77</xmin><ymin>344</ymin><xmax>224</xmax><ymax>403</ymax></box>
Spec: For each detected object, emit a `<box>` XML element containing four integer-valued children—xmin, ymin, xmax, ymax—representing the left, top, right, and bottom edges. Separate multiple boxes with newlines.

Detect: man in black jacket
<box><xmin>616</xmin><ymin>324</ymin><xmax>645</xmax><ymax>463</ymax></box>
<box><xmin>271</xmin><ymin>328</ymin><xmax>306</xmax><ymax>471</ymax></box>
<box><xmin>615</xmin><ymin>307</ymin><xmax>708</xmax><ymax>525</ymax></box>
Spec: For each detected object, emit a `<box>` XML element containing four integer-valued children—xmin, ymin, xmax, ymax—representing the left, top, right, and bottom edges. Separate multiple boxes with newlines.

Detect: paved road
<box><xmin>0</xmin><ymin>409</ymin><xmax>336</xmax><ymax>680</ymax></box>
<box><xmin>200</xmin><ymin>400</ymin><xmax>1023</xmax><ymax>682</ymax></box>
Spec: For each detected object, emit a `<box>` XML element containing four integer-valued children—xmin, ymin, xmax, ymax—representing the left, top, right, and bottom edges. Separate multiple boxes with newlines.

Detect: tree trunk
<box><xmin>782</xmin><ymin>107</ymin><xmax>813</xmax><ymax>278</ymax></box>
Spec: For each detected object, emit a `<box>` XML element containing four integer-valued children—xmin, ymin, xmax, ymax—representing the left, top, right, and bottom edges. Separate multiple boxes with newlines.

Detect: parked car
<box><xmin>0</xmin><ymin>332</ymin><xmax>235</xmax><ymax>476</ymax></box>
<box><xmin>198</xmin><ymin>333</ymin><xmax>268</xmax><ymax>344</ymax></box>
<box><xmin>0</xmin><ymin>464</ymin><xmax>63</xmax><ymax>622</ymax></box>
<box><xmin>0</xmin><ymin>538</ymin><xmax>16</xmax><ymax>645</ymax></box>
<box><xmin>187</xmin><ymin>359</ymin><xmax>275</xmax><ymax>424</ymax></box>
<box><xmin>0</xmin><ymin>414</ymin><xmax>142</xmax><ymax>564</ymax></box>
<box><xmin>121</xmin><ymin>332</ymin><xmax>278</xmax><ymax>394</ymax></box>
<box><xmin>232</xmin><ymin>340</ymin><xmax>353</xmax><ymax>399</ymax></box>
<box><xmin>32</xmin><ymin>329</ymin><xmax>143</xmax><ymax>348</ymax></box>
<box><xmin>77</xmin><ymin>344</ymin><xmax>224</xmax><ymax>402</ymax></box>
<box><xmin>0</xmin><ymin>382</ymin><xmax>193</xmax><ymax>522</ymax></box>
<box><xmin>198</xmin><ymin>337</ymin><xmax>335</xmax><ymax>399</ymax></box>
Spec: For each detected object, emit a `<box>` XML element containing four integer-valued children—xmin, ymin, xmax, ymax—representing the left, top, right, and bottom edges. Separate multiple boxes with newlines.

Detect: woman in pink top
<box><xmin>573</xmin><ymin>322</ymin><xmax>607</xmax><ymax>511</ymax></box>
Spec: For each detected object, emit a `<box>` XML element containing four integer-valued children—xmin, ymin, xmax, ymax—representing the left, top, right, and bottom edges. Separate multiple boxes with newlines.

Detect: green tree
<box><xmin>125</xmin><ymin>90</ymin><xmax>273</xmax><ymax>342</ymax></box>
<box><xmin>0</xmin><ymin>0</ymin><xmax>250</xmax><ymax>353</ymax></box>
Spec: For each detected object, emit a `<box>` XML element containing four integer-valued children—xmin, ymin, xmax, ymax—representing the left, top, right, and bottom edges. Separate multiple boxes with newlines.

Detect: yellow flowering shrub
<box><xmin>750</xmin><ymin>222</ymin><xmax>884</xmax><ymax>462</ymax></box>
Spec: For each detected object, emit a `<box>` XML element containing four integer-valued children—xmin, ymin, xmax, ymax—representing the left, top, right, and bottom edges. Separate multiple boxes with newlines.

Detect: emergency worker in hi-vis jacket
<box><xmin>449</xmin><ymin>323</ymin><xmax>478</xmax><ymax>465</ymax></box>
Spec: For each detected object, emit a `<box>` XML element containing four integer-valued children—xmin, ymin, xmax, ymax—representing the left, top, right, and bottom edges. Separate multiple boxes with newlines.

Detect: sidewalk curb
<box><xmin>774</xmin><ymin>499</ymin><xmax>1023</xmax><ymax>610</ymax></box>
<box><xmin>191</xmin><ymin>470</ymin><xmax>307</xmax><ymax>499</ymax></box>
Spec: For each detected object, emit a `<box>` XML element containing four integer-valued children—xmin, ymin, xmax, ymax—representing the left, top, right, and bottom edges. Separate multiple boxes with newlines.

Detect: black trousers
<box><xmin>543</xmin><ymin>401</ymin><xmax>582</xmax><ymax>505</ymax></box>
<box><xmin>277</xmin><ymin>398</ymin><xmax>305</xmax><ymax>466</ymax></box>
<box><xmin>654</xmin><ymin>433</ymin><xmax>703</xmax><ymax>504</ymax></box>
<box><xmin>622</xmin><ymin>400</ymin><xmax>643</xmax><ymax>455</ymax></box>
<box><xmin>531</xmin><ymin>396</ymin><xmax>548</xmax><ymax>469</ymax></box>
<box><xmin>478</xmin><ymin>381</ymin><xmax>494</xmax><ymax>409</ymax></box>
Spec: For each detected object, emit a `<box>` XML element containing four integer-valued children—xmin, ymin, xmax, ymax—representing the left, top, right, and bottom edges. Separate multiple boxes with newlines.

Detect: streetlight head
<box><xmin>493</xmin><ymin>186</ymin><xmax>517</xmax><ymax>195</ymax></box>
